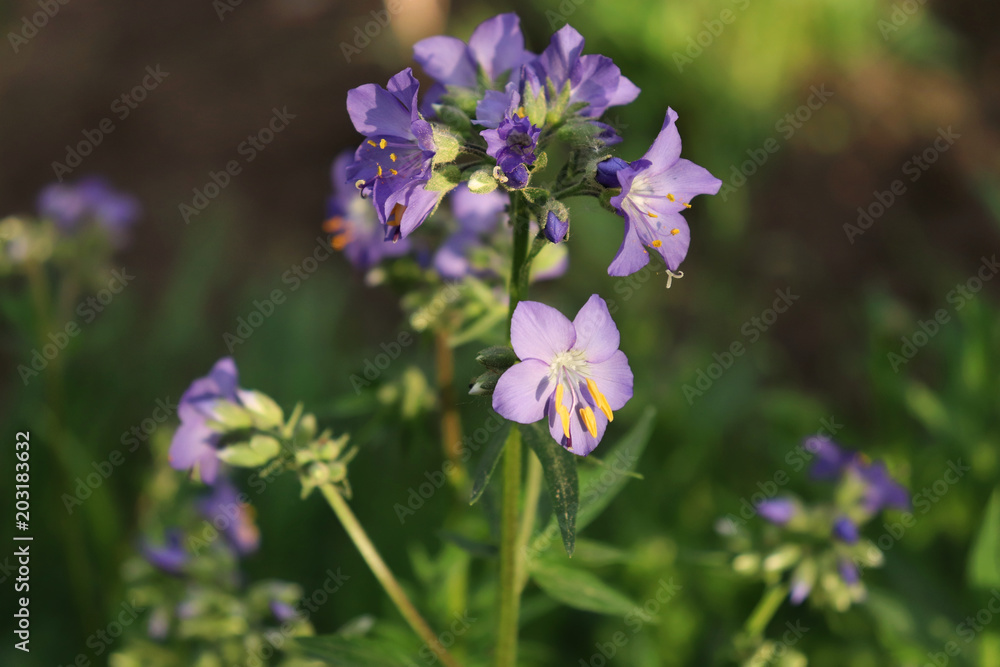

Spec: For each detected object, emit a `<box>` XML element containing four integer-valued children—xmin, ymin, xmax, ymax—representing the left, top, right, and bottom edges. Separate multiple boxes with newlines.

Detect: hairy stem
<box><xmin>319</xmin><ymin>484</ymin><xmax>463</xmax><ymax>667</ymax></box>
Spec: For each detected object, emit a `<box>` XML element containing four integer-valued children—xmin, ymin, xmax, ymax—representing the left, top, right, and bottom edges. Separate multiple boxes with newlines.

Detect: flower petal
<box><xmin>585</xmin><ymin>350</ymin><xmax>633</xmax><ymax>410</ymax></box>
<box><xmin>468</xmin><ymin>13</ymin><xmax>528</xmax><ymax>83</ymax></box>
<box><xmin>534</xmin><ymin>24</ymin><xmax>585</xmax><ymax>89</ymax></box>
<box><xmin>640</xmin><ymin>108</ymin><xmax>682</xmax><ymax>168</ymax></box>
<box><xmin>492</xmin><ymin>359</ymin><xmax>552</xmax><ymax>424</ymax></box>
<box><xmin>346</xmin><ymin>78</ymin><xmax>415</xmax><ymax>139</ymax></box>
<box><xmin>451</xmin><ymin>184</ymin><xmax>507</xmax><ymax>234</ymax></box>
<box><xmin>510</xmin><ymin>300</ymin><xmax>576</xmax><ymax>363</ymax></box>
<box><xmin>384</xmin><ymin>180</ymin><xmax>443</xmax><ymax>238</ymax></box>
<box><xmin>413</xmin><ymin>36</ymin><xmax>477</xmax><ymax>88</ymax></box>
<box><xmin>572</xmin><ymin>295</ymin><xmax>619</xmax><ymax>363</ymax></box>
<box><xmin>606</xmin><ymin>220</ymin><xmax>651</xmax><ymax>277</ymax></box>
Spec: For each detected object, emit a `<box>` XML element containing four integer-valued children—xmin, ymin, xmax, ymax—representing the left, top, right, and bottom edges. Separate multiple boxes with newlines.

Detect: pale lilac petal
<box><xmin>492</xmin><ymin>359</ymin><xmax>552</xmax><ymax>423</ymax></box>
<box><xmin>510</xmin><ymin>301</ymin><xmax>576</xmax><ymax>363</ymax></box>
<box><xmin>567</xmin><ymin>404</ymin><xmax>608</xmax><ymax>456</ymax></box>
<box><xmin>480</xmin><ymin>128</ymin><xmax>507</xmax><ymax>158</ymax></box>
<box><xmin>572</xmin><ymin>295</ymin><xmax>619</xmax><ymax>363</ymax></box>
<box><xmin>413</xmin><ymin>36</ymin><xmax>477</xmax><ymax>88</ymax></box>
<box><xmin>647</xmin><ymin>158</ymin><xmax>722</xmax><ymax>202</ymax></box>
<box><xmin>584</xmin><ymin>351</ymin><xmax>632</xmax><ymax>410</ymax></box>
<box><xmin>386</xmin><ymin>68</ymin><xmax>421</xmax><ymax>118</ymax></box>
<box><xmin>346</xmin><ymin>82</ymin><xmax>414</xmax><ymax>139</ymax></box>
<box><xmin>468</xmin><ymin>13</ymin><xmax>527</xmax><ymax>82</ymax></box>
<box><xmin>571</xmin><ymin>55</ymin><xmax>636</xmax><ymax>117</ymax></box>
<box><xmin>606</xmin><ymin>223</ymin><xmax>651</xmax><ymax>276</ymax></box>
<box><xmin>641</xmin><ymin>108</ymin><xmax>682</xmax><ymax>167</ymax></box>
<box><xmin>451</xmin><ymin>185</ymin><xmax>507</xmax><ymax>234</ymax></box>
<box><xmin>536</xmin><ymin>24</ymin><xmax>585</xmax><ymax>89</ymax></box>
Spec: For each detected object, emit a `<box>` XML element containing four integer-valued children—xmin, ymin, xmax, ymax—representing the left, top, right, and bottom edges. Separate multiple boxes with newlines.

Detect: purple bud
<box><xmin>595</xmin><ymin>157</ymin><xmax>629</xmax><ymax>188</ymax></box>
<box><xmin>832</xmin><ymin>516</ymin><xmax>860</xmax><ymax>544</ymax></box>
<box><xmin>789</xmin><ymin>578</ymin><xmax>812</xmax><ymax>605</ymax></box>
<box><xmin>838</xmin><ymin>557</ymin><xmax>860</xmax><ymax>585</ymax></box>
<box><xmin>757</xmin><ymin>498</ymin><xmax>796</xmax><ymax>525</ymax></box>
<box><xmin>544</xmin><ymin>211</ymin><xmax>569</xmax><ymax>243</ymax></box>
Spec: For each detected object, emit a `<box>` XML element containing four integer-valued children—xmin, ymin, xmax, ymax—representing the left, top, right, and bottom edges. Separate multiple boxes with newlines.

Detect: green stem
<box><xmin>507</xmin><ymin>194</ymin><xmax>531</xmax><ymax>324</ymax></box>
<box><xmin>743</xmin><ymin>583</ymin><xmax>789</xmax><ymax>641</ymax></box>
<box><xmin>515</xmin><ymin>450</ymin><xmax>543</xmax><ymax>594</ymax></box>
<box><xmin>434</xmin><ymin>330</ymin><xmax>466</xmax><ymax>488</ymax></box>
<box><xmin>319</xmin><ymin>484</ymin><xmax>463</xmax><ymax>667</ymax></box>
<box><xmin>495</xmin><ymin>426</ymin><xmax>522</xmax><ymax>667</ymax></box>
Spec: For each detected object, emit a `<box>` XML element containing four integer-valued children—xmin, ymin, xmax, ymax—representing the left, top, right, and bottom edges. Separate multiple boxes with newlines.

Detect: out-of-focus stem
<box><xmin>515</xmin><ymin>450</ymin><xmax>543</xmax><ymax>594</ymax></box>
<box><xmin>495</xmin><ymin>426</ymin><xmax>522</xmax><ymax>667</ymax></box>
<box><xmin>434</xmin><ymin>330</ymin><xmax>465</xmax><ymax>487</ymax></box>
<box><xmin>319</xmin><ymin>483</ymin><xmax>463</xmax><ymax>667</ymax></box>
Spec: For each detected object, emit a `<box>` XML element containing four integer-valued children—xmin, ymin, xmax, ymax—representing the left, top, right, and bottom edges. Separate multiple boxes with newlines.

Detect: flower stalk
<box><xmin>318</xmin><ymin>483</ymin><xmax>463</xmax><ymax>667</ymax></box>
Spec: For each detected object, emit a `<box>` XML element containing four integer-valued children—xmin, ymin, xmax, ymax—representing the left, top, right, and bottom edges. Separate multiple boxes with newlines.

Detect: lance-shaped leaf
<box><xmin>522</xmin><ymin>421</ymin><xmax>579</xmax><ymax>557</ymax></box>
<box><xmin>469</xmin><ymin>420</ymin><xmax>511</xmax><ymax>505</ymax></box>
<box><xmin>528</xmin><ymin>558</ymin><xmax>638</xmax><ymax>616</ymax></box>
<box><xmin>969</xmin><ymin>487</ymin><xmax>1000</xmax><ymax>589</ymax></box>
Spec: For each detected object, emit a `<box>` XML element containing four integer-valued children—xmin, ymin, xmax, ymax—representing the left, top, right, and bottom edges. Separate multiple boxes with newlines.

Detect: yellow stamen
<box><xmin>579</xmin><ymin>406</ymin><xmax>598</xmax><ymax>438</ymax></box>
<box><xmin>379</xmin><ymin>138</ymin><xmax>387</xmax><ymax>149</ymax></box>
<box><xmin>555</xmin><ymin>384</ymin><xmax>571</xmax><ymax>438</ymax></box>
<box><xmin>683</xmin><ymin>202</ymin><xmax>692</xmax><ymax>209</ymax></box>
<box><xmin>586</xmin><ymin>378</ymin><xmax>614</xmax><ymax>422</ymax></box>
<box><xmin>647</xmin><ymin>211</ymin><xmax>658</xmax><ymax>218</ymax></box>
<box><xmin>377</xmin><ymin>164</ymin><xmax>383</xmax><ymax>177</ymax></box>
<box><xmin>322</xmin><ymin>216</ymin><xmax>344</xmax><ymax>233</ymax></box>
<box><xmin>367</xmin><ymin>140</ymin><xmax>377</xmax><ymax>147</ymax></box>
<box><xmin>516</xmin><ymin>106</ymin><xmax>526</xmax><ymax>118</ymax></box>
<box><xmin>390</xmin><ymin>169</ymin><xmax>398</xmax><ymax>176</ymax></box>
<box><xmin>390</xmin><ymin>153</ymin><xmax>397</xmax><ymax>162</ymax></box>
<box><xmin>670</xmin><ymin>228</ymin><xmax>680</xmax><ymax>235</ymax></box>
<box><xmin>666</xmin><ymin>193</ymin><xmax>675</xmax><ymax>202</ymax></box>
<box><xmin>651</xmin><ymin>239</ymin><xmax>662</xmax><ymax>248</ymax></box>
<box><xmin>387</xmin><ymin>203</ymin><xmax>406</xmax><ymax>227</ymax></box>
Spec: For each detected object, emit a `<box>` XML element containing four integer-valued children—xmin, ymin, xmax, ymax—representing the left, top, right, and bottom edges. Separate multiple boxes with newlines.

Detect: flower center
<box><xmin>548</xmin><ymin>349</ymin><xmax>614</xmax><ymax>441</ymax></box>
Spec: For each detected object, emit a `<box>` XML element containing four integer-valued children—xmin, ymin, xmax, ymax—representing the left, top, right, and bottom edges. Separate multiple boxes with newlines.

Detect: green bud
<box><xmin>209</xmin><ymin>400</ymin><xmax>254</xmax><ymax>431</ymax></box>
<box><xmin>521</xmin><ymin>80</ymin><xmax>548</xmax><ymax>128</ymax></box>
<box><xmin>599</xmin><ymin>188</ymin><xmax>621</xmax><ymax>214</ymax></box>
<box><xmin>466</xmin><ymin>167</ymin><xmax>498</xmax><ymax>194</ymax></box>
<box><xmin>520</xmin><ymin>187</ymin><xmax>548</xmax><ymax>205</ymax></box>
<box><xmin>237</xmin><ymin>390</ymin><xmax>284</xmax><ymax>430</ymax></box>
<box><xmin>532</xmin><ymin>151</ymin><xmax>548</xmax><ymax>172</ymax></box>
<box><xmin>469</xmin><ymin>369</ymin><xmax>502</xmax><ymax>396</ymax></box>
<box><xmin>475</xmin><ymin>345</ymin><xmax>518</xmax><ymax>371</ymax></box>
<box><xmin>426</xmin><ymin>164</ymin><xmax>462</xmax><ymax>193</ymax></box>
<box><xmin>762</xmin><ymin>544</ymin><xmax>802</xmax><ymax>573</ymax></box>
<box><xmin>217</xmin><ymin>434</ymin><xmax>282</xmax><ymax>468</ymax></box>
<box><xmin>432</xmin><ymin>125</ymin><xmax>461</xmax><ymax>165</ymax></box>
<box><xmin>732</xmin><ymin>553</ymin><xmax>760</xmax><ymax>575</ymax></box>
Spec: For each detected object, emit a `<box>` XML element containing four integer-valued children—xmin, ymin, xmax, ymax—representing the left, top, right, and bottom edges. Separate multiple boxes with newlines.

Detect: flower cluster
<box><xmin>324</xmin><ymin>13</ymin><xmax>723</xmax><ymax>455</ymax></box>
<box><xmin>329</xmin><ymin>13</ymin><xmax>720</xmax><ymax>279</ymax></box>
<box><xmin>725</xmin><ymin>437</ymin><xmax>910</xmax><ymax>611</ymax></box>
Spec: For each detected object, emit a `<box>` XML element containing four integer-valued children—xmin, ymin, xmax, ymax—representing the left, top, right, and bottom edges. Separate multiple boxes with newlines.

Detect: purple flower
<box><xmin>527</xmin><ymin>24</ymin><xmax>639</xmax><ymax>119</ymax></box>
<box><xmin>476</xmin><ymin>84</ymin><xmax>541</xmax><ymax>189</ymax></box>
<box><xmin>271</xmin><ymin>601</ymin><xmax>298</xmax><ymax>623</ymax></box>
<box><xmin>198</xmin><ymin>478</ymin><xmax>260</xmax><ymax>555</ymax></box>
<box><xmin>346</xmin><ymin>68</ymin><xmax>441</xmax><ymax>242</ymax></box>
<box><xmin>757</xmin><ymin>498</ymin><xmax>797</xmax><ymax>525</ymax></box>
<box><xmin>493</xmin><ymin>295</ymin><xmax>633</xmax><ymax>456</ymax></box>
<box><xmin>838</xmin><ymin>557</ymin><xmax>860</xmax><ymax>585</ymax></box>
<box><xmin>413</xmin><ymin>13</ymin><xmax>532</xmax><ymax>90</ymax></box>
<box><xmin>168</xmin><ymin>357</ymin><xmax>241</xmax><ymax>484</ymax></box>
<box><xmin>325</xmin><ymin>151</ymin><xmax>412</xmax><ymax>271</ymax></box>
<box><xmin>807</xmin><ymin>436</ymin><xmax>858</xmax><ymax>479</ymax></box>
<box><xmin>434</xmin><ymin>185</ymin><xmax>507</xmax><ymax>280</ymax></box>
<box><xmin>142</xmin><ymin>530</ymin><xmax>188</xmax><ymax>575</ymax></box>
<box><xmin>544</xmin><ymin>211</ymin><xmax>569</xmax><ymax>243</ymax></box>
<box><xmin>37</xmin><ymin>176</ymin><xmax>140</xmax><ymax>241</ymax></box>
<box><xmin>832</xmin><ymin>516</ymin><xmax>860</xmax><ymax>544</ymax></box>
<box><xmin>854</xmin><ymin>462</ymin><xmax>910</xmax><ymax>513</ymax></box>
<box><xmin>607</xmin><ymin>109</ymin><xmax>721</xmax><ymax>276</ymax></box>
<box><xmin>595</xmin><ymin>157</ymin><xmax>629</xmax><ymax>188</ymax></box>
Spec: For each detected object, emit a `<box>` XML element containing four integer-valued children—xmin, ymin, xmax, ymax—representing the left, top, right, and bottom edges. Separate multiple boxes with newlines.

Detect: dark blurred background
<box><xmin>2</xmin><ymin>0</ymin><xmax>1000</xmax><ymax>665</ymax></box>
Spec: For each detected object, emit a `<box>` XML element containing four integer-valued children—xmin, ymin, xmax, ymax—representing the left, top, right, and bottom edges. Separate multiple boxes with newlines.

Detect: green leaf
<box><xmin>466</xmin><ymin>167</ymin><xmax>498</xmax><ymax>193</ymax></box>
<box><xmin>216</xmin><ymin>433</ymin><xmax>281</xmax><ymax>468</ymax></box>
<box><xmin>291</xmin><ymin>635</ymin><xmax>408</xmax><ymax>666</ymax></box>
<box><xmin>522</xmin><ymin>422</ymin><xmax>579</xmax><ymax>557</ymax></box>
<box><xmin>528</xmin><ymin>558</ymin><xmax>639</xmax><ymax>616</ymax></box>
<box><xmin>577</xmin><ymin>407</ymin><xmax>655</xmax><ymax>531</ymax></box>
<box><xmin>969</xmin><ymin>487</ymin><xmax>1000</xmax><ymax>589</ymax></box>
<box><xmin>469</xmin><ymin>420</ymin><xmax>511</xmax><ymax>505</ymax></box>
